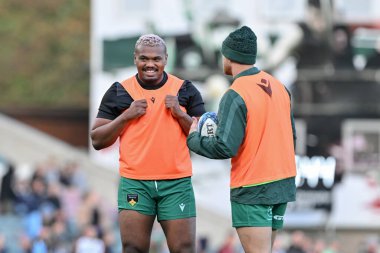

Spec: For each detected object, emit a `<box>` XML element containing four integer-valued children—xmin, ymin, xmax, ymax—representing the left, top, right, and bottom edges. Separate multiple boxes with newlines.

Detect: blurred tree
<box><xmin>0</xmin><ymin>0</ymin><xmax>89</xmax><ymax>109</ymax></box>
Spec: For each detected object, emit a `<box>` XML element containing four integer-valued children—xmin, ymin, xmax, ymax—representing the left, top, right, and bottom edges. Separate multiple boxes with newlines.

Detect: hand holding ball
<box><xmin>197</xmin><ymin>112</ymin><xmax>218</xmax><ymax>137</ymax></box>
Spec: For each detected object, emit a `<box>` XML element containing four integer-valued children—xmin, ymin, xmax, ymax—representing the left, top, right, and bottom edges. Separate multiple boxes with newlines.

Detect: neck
<box><xmin>231</xmin><ymin>64</ymin><xmax>254</xmax><ymax>78</ymax></box>
<box><xmin>137</xmin><ymin>72</ymin><xmax>166</xmax><ymax>87</ymax></box>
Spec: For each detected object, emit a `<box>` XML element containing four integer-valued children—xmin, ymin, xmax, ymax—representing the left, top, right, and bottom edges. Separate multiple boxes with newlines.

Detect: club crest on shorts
<box><xmin>267</xmin><ymin>207</ymin><xmax>273</xmax><ymax>220</ymax></box>
<box><xmin>127</xmin><ymin>194</ymin><xmax>138</xmax><ymax>207</ymax></box>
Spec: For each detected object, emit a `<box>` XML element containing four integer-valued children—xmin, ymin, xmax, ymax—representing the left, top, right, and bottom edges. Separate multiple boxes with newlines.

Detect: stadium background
<box><xmin>0</xmin><ymin>0</ymin><xmax>380</xmax><ymax>252</ymax></box>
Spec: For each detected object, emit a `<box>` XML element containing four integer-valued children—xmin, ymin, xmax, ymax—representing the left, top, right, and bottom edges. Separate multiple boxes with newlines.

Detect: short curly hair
<box><xmin>135</xmin><ymin>34</ymin><xmax>167</xmax><ymax>53</ymax></box>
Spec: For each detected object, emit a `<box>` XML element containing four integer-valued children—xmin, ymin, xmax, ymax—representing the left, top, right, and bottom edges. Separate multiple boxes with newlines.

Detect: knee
<box><xmin>169</xmin><ymin>241</ymin><xmax>195</xmax><ymax>253</ymax></box>
<box><xmin>122</xmin><ymin>243</ymin><xmax>147</xmax><ymax>253</ymax></box>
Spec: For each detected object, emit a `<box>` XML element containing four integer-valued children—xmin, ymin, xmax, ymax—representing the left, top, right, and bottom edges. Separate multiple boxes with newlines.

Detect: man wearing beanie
<box><xmin>187</xmin><ymin>26</ymin><xmax>297</xmax><ymax>253</ymax></box>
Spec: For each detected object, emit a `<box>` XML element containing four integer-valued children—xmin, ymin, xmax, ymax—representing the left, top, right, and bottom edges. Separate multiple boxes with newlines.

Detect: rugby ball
<box><xmin>198</xmin><ymin>112</ymin><xmax>218</xmax><ymax>137</ymax></box>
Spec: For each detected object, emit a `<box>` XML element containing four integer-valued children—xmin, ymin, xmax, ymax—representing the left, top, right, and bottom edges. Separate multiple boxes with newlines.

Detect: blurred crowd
<box><xmin>1</xmin><ymin>157</ymin><xmax>379</xmax><ymax>253</ymax></box>
<box><xmin>197</xmin><ymin>230</ymin><xmax>379</xmax><ymax>253</ymax></box>
<box><xmin>0</xmin><ymin>157</ymin><xmax>118</xmax><ymax>253</ymax></box>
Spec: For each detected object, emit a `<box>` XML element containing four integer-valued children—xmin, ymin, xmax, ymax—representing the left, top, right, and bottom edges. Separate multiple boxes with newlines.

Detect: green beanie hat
<box><xmin>221</xmin><ymin>26</ymin><xmax>257</xmax><ymax>64</ymax></box>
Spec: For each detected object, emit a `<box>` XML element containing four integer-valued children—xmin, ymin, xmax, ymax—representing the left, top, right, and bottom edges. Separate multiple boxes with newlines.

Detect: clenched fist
<box><xmin>124</xmin><ymin>99</ymin><xmax>147</xmax><ymax>120</ymax></box>
<box><xmin>165</xmin><ymin>95</ymin><xmax>184</xmax><ymax>118</ymax></box>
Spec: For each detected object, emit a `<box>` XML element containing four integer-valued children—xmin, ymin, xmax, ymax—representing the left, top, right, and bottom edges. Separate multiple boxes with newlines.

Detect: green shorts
<box><xmin>118</xmin><ymin>177</ymin><xmax>196</xmax><ymax>221</ymax></box>
<box><xmin>231</xmin><ymin>202</ymin><xmax>288</xmax><ymax>229</ymax></box>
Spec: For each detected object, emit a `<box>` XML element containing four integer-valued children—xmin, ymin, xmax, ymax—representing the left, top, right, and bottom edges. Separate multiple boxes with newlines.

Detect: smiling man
<box><xmin>90</xmin><ymin>34</ymin><xmax>205</xmax><ymax>253</ymax></box>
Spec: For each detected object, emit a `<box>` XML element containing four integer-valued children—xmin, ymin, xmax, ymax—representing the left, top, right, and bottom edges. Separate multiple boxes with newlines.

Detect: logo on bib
<box><xmin>257</xmin><ymin>78</ymin><xmax>272</xmax><ymax>97</ymax></box>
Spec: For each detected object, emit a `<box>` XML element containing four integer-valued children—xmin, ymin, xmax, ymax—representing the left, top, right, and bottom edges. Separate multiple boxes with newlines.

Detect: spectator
<box><xmin>0</xmin><ymin>234</ymin><xmax>8</xmax><ymax>253</ymax></box>
<box><xmin>218</xmin><ymin>232</ymin><xmax>238</xmax><ymax>253</ymax></box>
<box><xmin>322</xmin><ymin>240</ymin><xmax>340</xmax><ymax>253</ymax></box>
<box><xmin>0</xmin><ymin>163</ymin><xmax>16</xmax><ymax>214</ymax></box>
<box><xmin>75</xmin><ymin>225</ymin><xmax>105</xmax><ymax>253</ymax></box>
<box><xmin>31</xmin><ymin>226</ymin><xmax>50</xmax><ymax>253</ymax></box>
<box><xmin>59</xmin><ymin>161</ymin><xmax>87</xmax><ymax>192</ymax></box>
<box><xmin>286</xmin><ymin>231</ymin><xmax>307</xmax><ymax>253</ymax></box>
<box><xmin>272</xmin><ymin>233</ymin><xmax>287</xmax><ymax>253</ymax></box>
<box><xmin>76</xmin><ymin>191</ymin><xmax>105</xmax><ymax>236</ymax></box>
<box><xmin>49</xmin><ymin>220</ymin><xmax>71</xmax><ymax>253</ymax></box>
<box><xmin>103</xmin><ymin>229</ymin><xmax>116</xmax><ymax>253</ymax></box>
<box><xmin>197</xmin><ymin>237</ymin><xmax>210</xmax><ymax>253</ymax></box>
<box><xmin>331</xmin><ymin>25</ymin><xmax>354</xmax><ymax>69</ymax></box>
<box><xmin>14</xmin><ymin>177</ymin><xmax>48</xmax><ymax>215</ymax></box>
<box><xmin>19</xmin><ymin>234</ymin><xmax>32</xmax><ymax>253</ymax></box>
<box><xmin>313</xmin><ymin>239</ymin><xmax>326</xmax><ymax>253</ymax></box>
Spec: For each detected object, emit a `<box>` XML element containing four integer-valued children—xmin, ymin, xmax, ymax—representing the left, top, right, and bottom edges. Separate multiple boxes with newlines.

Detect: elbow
<box><xmin>92</xmin><ymin>143</ymin><xmax>102</xmax><ymax>151</ymax></box>
<box><xmin>90</xmin><ymin>132</ymin><xmax>103</xmax><ymax>150</ymax></box>
<box><xmin>219</xmin><ymin>150</ymin><xmax>235</xmax><ymax>159</ymax></box>
<box><xmin>218</xmin><ymin>140</ymin><xmax>236</xmax><ymax>159</ymax></box>
<box><xmin>91</xmin><ymin>139</ymin><xmax>103</xmax><ymax>150</ymax></box>
<box><xmin>90</xmin><ymin>134</ymin><xmax>115</xmax><ymax>150</ymax></box>
<box><xmin>207</xmin><ymin>143</ymin><xmax>235</xmax><ymax>160</ymax></box>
